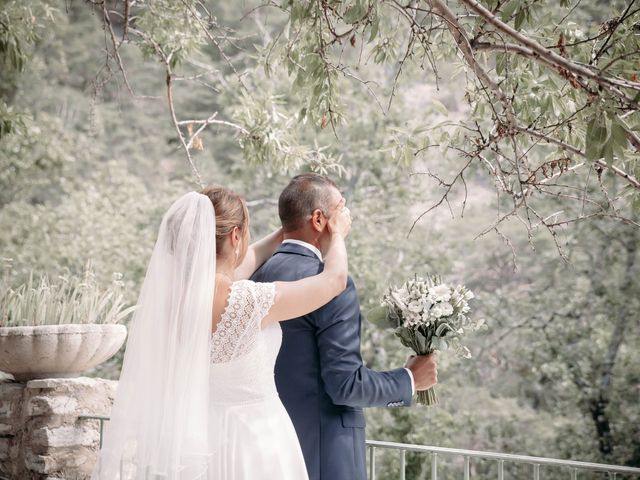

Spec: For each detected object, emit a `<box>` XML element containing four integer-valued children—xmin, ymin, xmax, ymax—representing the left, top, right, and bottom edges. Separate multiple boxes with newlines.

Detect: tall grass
<box><xmin>0</xmin><ymin>260</ymin><xmax>135</xmax><ymax>327</ymax></box>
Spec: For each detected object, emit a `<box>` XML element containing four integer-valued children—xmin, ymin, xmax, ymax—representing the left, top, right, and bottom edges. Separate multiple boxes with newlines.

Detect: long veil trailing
<box><xmin>93</xmin><ymin>192</ymin><xmax>216</xmax><ymax>480</ymax></box>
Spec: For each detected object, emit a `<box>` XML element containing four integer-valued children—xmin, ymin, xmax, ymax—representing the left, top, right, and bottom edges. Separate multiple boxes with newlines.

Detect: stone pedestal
<box><xmin>0</xmin><ymin>377</ymin><xmax>116</xmax><ymax>480</ymax></box>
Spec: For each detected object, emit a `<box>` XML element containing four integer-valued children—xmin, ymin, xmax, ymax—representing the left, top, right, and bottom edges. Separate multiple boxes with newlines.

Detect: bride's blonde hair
<box><xmin>201</xmin><ymin>186</ymin><xmax>249</xmax><ymax>255</ymax></box>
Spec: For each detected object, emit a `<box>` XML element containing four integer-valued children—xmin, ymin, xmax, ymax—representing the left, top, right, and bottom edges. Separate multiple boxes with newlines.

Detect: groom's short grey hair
<box><xmin>279</xmin><ymin>174</ymin><xmax>339</xmax><ymax>232</ymax></box>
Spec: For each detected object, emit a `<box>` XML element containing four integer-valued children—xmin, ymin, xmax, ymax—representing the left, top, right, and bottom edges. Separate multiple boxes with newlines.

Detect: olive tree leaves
<box><xmin>0</xmin><ymin>2</ymin><xmax>55</xmax><ymax>139</ymax></box>
<box><xmin>586</xmin><ymin>112</ymin><xmax>631</xmax><ymax>167</ymax></box>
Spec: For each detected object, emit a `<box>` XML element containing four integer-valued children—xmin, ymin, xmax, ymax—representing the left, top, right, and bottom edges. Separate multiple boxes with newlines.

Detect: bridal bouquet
<box><xmin>368</xmin><ymin>274</ymin><xmax>483</xmax><ymax>406</ymax></box>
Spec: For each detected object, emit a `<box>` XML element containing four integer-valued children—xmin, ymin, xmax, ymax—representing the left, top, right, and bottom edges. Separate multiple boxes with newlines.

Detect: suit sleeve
<box><xmin>313</xmin><ymin>277</ymin><xmax>413</xmax><ymax>408</ymax></box>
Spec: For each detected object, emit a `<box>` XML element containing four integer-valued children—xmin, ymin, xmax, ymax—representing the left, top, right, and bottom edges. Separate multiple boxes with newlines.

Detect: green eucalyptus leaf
<box><xmin>611</xmin><ymin>118</ymin><xmax>629</xmax><ymax>157</ymax></box>
<box><xmin>395</xmin><ymin>327</ymin><xmax>414</xmax><ymax>349</ymax></box>
<box><xmin>343</xmin><ymin>3</ymin><xmax>365</xmax><ymax>24</ymax></box>
<box><xmin>414</xmin><ymin>330</ymin><xmax>428</xmax><ymax>353</ymax></box>
<box><xmin>586</xmin><ymin>116</ymin><xmax>608</xmax><ymax>161</ymax></box>
<box><xmin>435</xmin><ymin>322</ymin><xmax>451</xmax><ymax>337</ymax></box>
<box><xmin>501</xmin><ymin>0</ymin><xmax>519</xmax><ymax>21</ymax></box>
<box><xmin>496</xmin><ymin>53</ymin><xmax>506</xmax><ymax>76</ymax></box>
<box><xmin>432</xmin><ymin>99</ymin><xmax>448</xmax><ymax>116</ymax></box>
<box><xmin>368</xmin><ymin>16</ymin><xmax>380</xmax><ymax>42</ymax></box>
<box><xmin>603</xmin><ymin>136</ymin><xmax>615</xmax><ymax>167</ymax></box>
<box><xmin>432</xmin><ymin>337</ymin><xmax>449</xmax><ymax>352</ymax></box>
<box><xmin>514</xmin><ymin>8</ymin><xmax>526</xmax><ymax>30</ymax></box>
<box><xmin>367</xmin><ymin>305</ymin><xmax>392</xmax><ymax>328</ymax></box>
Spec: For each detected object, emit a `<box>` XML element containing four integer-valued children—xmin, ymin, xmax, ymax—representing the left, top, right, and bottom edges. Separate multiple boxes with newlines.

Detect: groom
<box><xmin>251</xmin><ymin>174</ymin><xmax>438</xmax><ymax>480</ymax></box>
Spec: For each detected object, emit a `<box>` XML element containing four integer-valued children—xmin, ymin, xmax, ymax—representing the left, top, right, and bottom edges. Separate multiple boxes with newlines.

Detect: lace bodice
<box><xmin>210</xmin><ymin>280</ymin><xmax>276</xmax><ymax>363</ymax></box>
<box><xmin>209</xmin><ymin>280</ymin><xmax>281</xmax><ymax>404</ymax></box>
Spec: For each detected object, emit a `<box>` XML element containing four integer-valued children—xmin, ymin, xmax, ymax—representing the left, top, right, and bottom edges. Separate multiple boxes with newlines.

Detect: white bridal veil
<box><xmin>93</xmin><ymin>192</ymin><xmax>216</xmax><ymax>480</ymax></box>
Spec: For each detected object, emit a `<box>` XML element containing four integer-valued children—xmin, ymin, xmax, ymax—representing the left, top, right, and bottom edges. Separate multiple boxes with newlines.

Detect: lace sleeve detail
<box><xmin>210</xmin><ymin>280</ymin><xmax>276</xmax><ymax>363</ymax></box>
<box><xmin>250</xmin><ymin>281</ymin><xmax>276</xmax><ymax>322</ymax></box>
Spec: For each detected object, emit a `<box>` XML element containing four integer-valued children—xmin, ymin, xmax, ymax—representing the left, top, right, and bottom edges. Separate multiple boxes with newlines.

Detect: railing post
<box><xmin>498</xmin><ymin>459</ymin><xmax>504</xmax><ymax>480</ymax></box>
<box><xmin>400</xmin><ymin>449</ymin><xmax>406</xmax><ymax>480</ymax></box>
<box><xmin>369</xmin><ymin>445</ymin><xmax>376</xmax><ymax>480</ymax></box>
<box><xmin>99</xmin><ymin>418</ymin><xmax>105</xmax><ymax>448</ymax></box>
<box><xmin>432</xmin><ymin>453</ymin><xmax>438</xmax><ymax>480</ymax></box>
<box><xmin>533</xmin><ymin>463</ymin><xmax>540</xmax><ymax>480</ymax></box>
<box><xmin>464</xmin><ymin>455</ymin><xmax>470</xmax><ymax>480</ymax></box>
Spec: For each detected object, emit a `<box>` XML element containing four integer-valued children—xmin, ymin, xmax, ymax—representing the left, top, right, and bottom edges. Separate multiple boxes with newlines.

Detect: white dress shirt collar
<box><xmin>282</xmin><ymin>239</ymin><xmax>323</xmax><ymax>261</ymax></box>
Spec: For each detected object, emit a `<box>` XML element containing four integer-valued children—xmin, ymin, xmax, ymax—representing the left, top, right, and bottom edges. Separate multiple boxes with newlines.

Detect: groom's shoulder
<box><xmin>340</xmin><ymin>274</ymin><xmax>358</xmax><ymax>299</ymax></box>
<box><xmin>309</xmin><ymin>275</ymin><xmax>360</xmax><ymax>325</ymax></box>
<box><xmin>317</xmin><ymin>274</ymin><xmax>359</xmax><ymax>312</ymax></box>
<box><xmin>276</xmin><ymin>251</ymin><xmax>324</xmax><ymax>278</ymax></box>
<box><xmin>252</xmin><ymin>250</ymin><xmax>322</xmax><ymax>282</ymax></box>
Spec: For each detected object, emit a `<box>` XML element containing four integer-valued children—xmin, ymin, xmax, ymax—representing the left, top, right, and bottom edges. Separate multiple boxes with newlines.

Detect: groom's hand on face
<box><xmin>405</xmin><ymin>353</ymin><xmax>438</xmax><ymax>391</ymax></box>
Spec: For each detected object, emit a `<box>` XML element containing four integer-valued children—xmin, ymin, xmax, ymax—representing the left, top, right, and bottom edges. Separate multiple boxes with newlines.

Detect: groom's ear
<box><xmin>310</xmin><ymin>209</ymin><xmax>326</xmax><ymax>232</ymax></box>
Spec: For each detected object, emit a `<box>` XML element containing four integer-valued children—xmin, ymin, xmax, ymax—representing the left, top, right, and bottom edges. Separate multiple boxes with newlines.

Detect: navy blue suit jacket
<box><xmin>251</xmin><ymin>242</ymin><xmax>413</xmax><ymax>480</ymax></box>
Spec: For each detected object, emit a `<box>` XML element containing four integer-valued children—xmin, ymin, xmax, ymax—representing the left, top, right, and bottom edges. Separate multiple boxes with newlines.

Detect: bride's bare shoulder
<box><xmin>211</xmin><ymin>277</ymin><xmax>234</xmax><ymax>333</ymax></box>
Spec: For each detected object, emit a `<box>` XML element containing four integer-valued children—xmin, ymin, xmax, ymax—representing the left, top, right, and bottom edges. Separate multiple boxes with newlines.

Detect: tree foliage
<box><xmin>0</xmin><ymin>1</ymin><xmax>54</xmax><ymax>138</ymax></box>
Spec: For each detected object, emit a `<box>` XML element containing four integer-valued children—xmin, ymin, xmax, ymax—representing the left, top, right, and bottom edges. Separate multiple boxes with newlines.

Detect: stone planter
<box><xmin>0</xmin><ymin>324</ymin><xmax>127</xmax><ymax>381</ymax></box>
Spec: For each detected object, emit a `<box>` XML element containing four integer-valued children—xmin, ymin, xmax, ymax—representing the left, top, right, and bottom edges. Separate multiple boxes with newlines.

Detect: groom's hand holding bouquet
<box><xmin>406</xmin><ymin>351</ymin><xmax>439</xmax><ymax>393</ymax></box>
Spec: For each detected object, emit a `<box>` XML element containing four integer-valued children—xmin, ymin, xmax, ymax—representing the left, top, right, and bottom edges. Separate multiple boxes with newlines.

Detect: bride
<box><xmin>92</xmin><ymin>186</ymin><xmax>351</xmax><ymax>480</ymax></box>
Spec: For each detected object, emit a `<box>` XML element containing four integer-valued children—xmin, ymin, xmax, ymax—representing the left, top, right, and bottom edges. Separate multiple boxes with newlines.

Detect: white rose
<box><xmin>407</xmin><ymin>301</ymin><xmax>423</xmax><ymax>313</ymax></box>
<box><xmin>428</xmin><ymin>284</ymin><xmax>452</xmax><ymax>302</ymax></box>
<box><xmin>439</xmin><ymin>302</ymin><xmax>454</xmax><ymax>317</ymax></box>
<box><xmin>432</xmin><ymin>302</ymin><xmax>454</xmax><ymax>318</ymax></box>
<box><xmin>404</xmin><ymin>311</ymin><xmax>421</xmax><ymax>327</ymax></box>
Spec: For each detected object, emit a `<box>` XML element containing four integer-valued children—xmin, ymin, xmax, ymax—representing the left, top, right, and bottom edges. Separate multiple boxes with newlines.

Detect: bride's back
<box><xmin>209</xmin><ymin>279</ymin><xmax>281</xmax><ymax>405</ymax></box>
<box><xmin>211</xmin><ymin>277</ymin><xmax>233</xmax><ymax>333</ymax></box>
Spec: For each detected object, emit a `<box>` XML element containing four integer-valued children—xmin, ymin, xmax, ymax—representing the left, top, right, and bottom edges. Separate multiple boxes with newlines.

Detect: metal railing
<box><xmin>79</xmin><ymin>414</ymin><xmax>110</xmax><ymax>448</ymax></box>
<box><xmin>80</xmin><ymin>415</ymin><xmax>640</xmax><ymax>479</ymax></box>
<box><xmin>366</xmin><ymin>440</ymin><xmax>640</xmax><ymax>480</ymax></box>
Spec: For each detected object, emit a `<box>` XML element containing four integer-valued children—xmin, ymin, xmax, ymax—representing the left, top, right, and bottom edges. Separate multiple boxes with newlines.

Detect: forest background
<box><xmin>1</xmin><ymin>0</ymin><xmax>638</xmax><ymax>478</ymax></box>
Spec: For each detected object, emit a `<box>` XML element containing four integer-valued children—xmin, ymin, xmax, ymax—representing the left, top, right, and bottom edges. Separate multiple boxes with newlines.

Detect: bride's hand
<box><xmin>327</xmin><ymin>199</ymin><xmax>352</xmax><ymax>238</ymax></box>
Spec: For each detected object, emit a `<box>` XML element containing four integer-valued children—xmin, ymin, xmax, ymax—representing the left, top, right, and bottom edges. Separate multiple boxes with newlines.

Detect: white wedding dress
<box><xmin>208</xmin><ymin>279</ymin><xmax>309</xmax><ymax>480</ymax></box>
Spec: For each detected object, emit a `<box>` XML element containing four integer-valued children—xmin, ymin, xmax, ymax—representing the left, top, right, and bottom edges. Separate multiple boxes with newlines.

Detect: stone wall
<box><xmin>0</xmin><ymin>378</ymin><xmax>116</xmax><ymax>480</ymax></box>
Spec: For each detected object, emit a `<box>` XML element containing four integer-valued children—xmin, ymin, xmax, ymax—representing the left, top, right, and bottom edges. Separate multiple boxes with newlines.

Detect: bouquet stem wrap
<box><xmin>419</xmin><ymin>386</ymin><xmax>438</xmax><ymax>406</ymax></box>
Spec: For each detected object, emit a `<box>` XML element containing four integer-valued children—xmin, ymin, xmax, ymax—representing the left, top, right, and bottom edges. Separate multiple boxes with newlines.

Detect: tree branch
<box><xmin>427</xmin><ymin>0</ymin><xmax>518</xmax><ymax>127</ymax></box>
<box><xmin>513</xmin><ymin>125</ymin><xmax>640</xmax><ymax>189</ymax></box>
<box><xmin>460</xmin><ymin>0</ymin><xmax>640</xmax><ymax>106</ymax></box>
